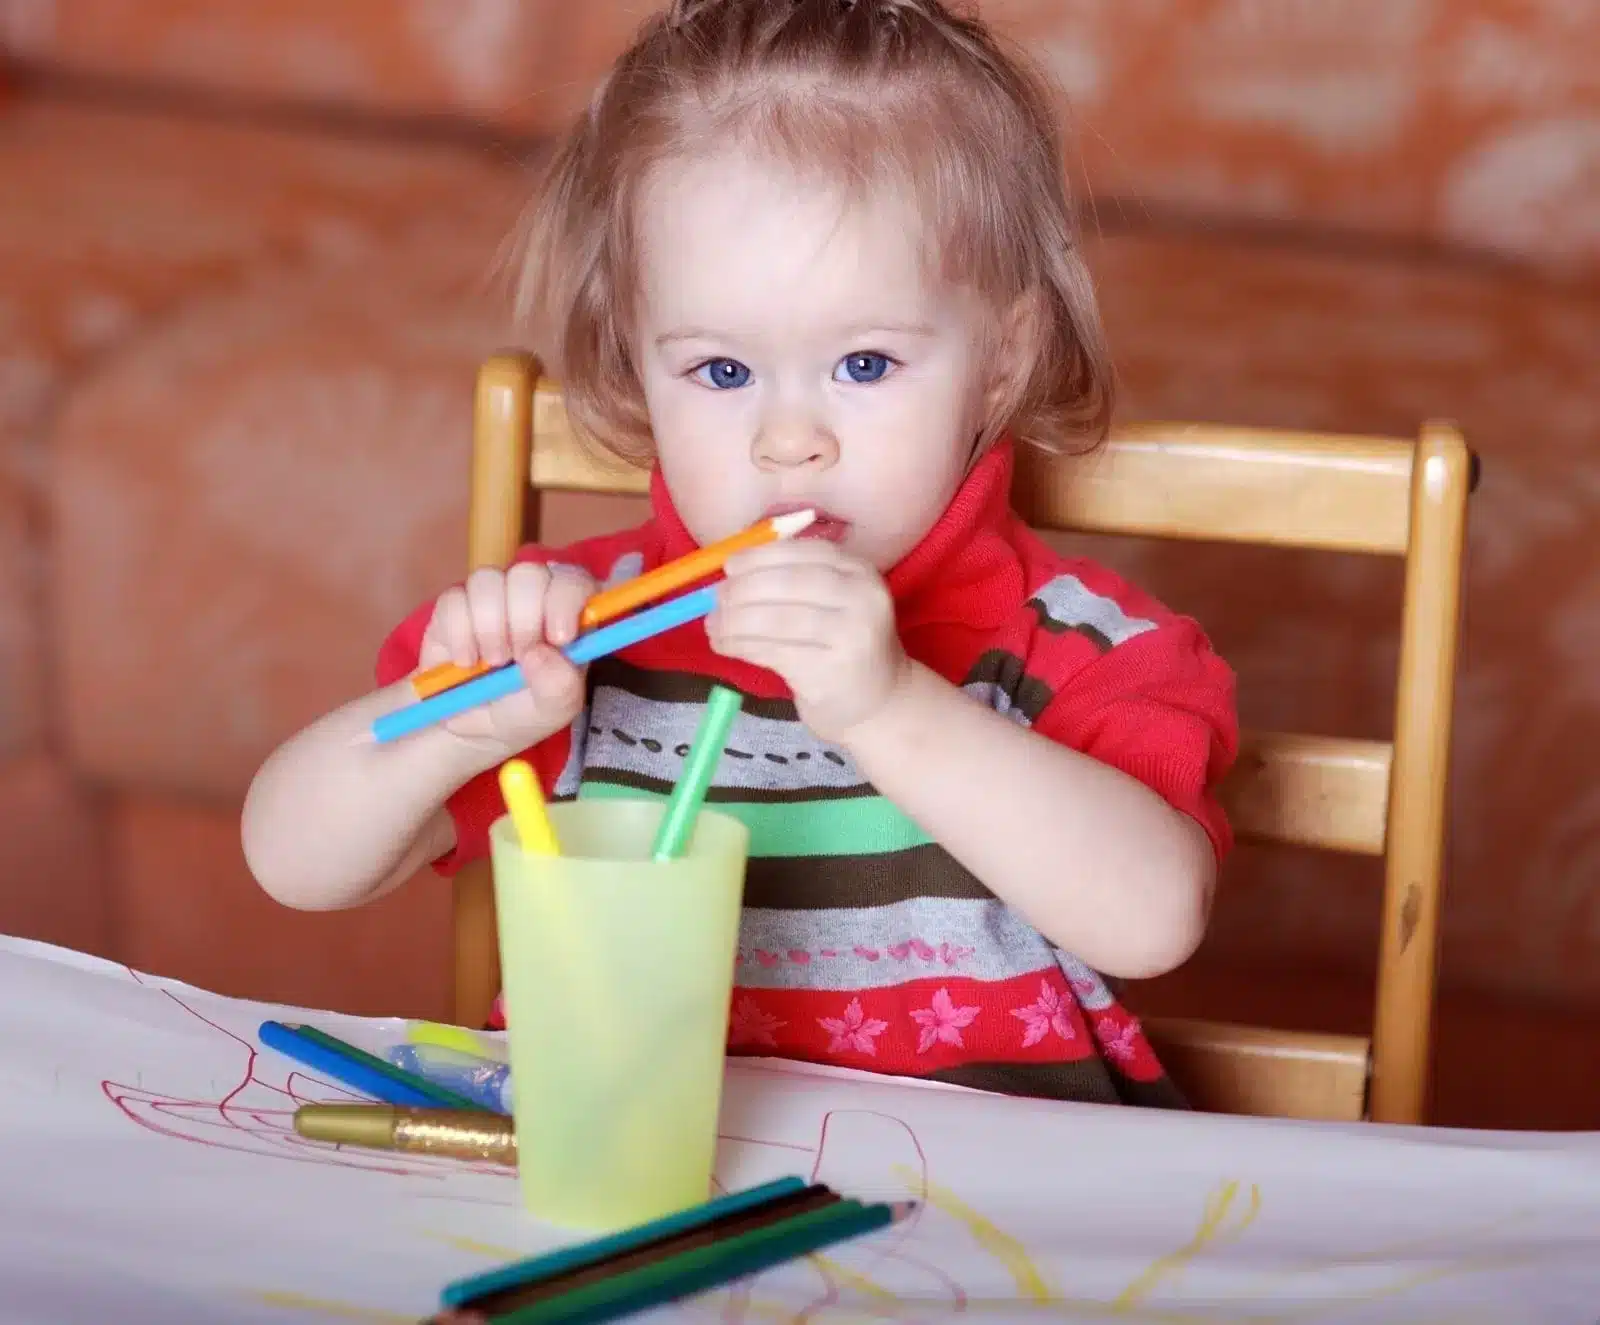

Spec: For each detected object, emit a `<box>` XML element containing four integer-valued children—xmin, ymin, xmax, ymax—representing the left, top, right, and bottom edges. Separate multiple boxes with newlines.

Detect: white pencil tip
<box><xmin>770</xmin><ymin>509</ymin><xmax>818</xmax><ymax>538</ymax></box>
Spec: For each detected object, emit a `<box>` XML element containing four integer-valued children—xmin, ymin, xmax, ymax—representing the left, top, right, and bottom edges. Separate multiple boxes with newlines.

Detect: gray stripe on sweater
<box><xmin>547</xmin><ymin>551</ymin><xmax>644</xmax><ymax>801</ymax></box>
<box><xmin>1029</xmin><ymin>573</ymin><xmax>1156</xmax><ymax>648</ymax></box>
<box><xmin>734</xmin><ymin>898</ymin><xmax>1114</xmax><ymax>1007</ymax></box>
<box><xmin>580</xmin><ymin>685</ymin><xmax>868</xmax><ymax>793</ymax></box>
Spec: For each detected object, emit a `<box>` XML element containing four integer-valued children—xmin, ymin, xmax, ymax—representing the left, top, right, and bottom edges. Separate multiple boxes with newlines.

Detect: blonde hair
<box><xmin>513</xmin><ymin>0</ymin><xmax>1114</xmax><ymax>465</ymax></box>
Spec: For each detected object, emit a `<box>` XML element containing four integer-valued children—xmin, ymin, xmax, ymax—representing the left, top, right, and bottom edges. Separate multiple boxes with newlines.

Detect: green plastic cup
<box><xmin>489</xmin><ymin>798</ymin><xmax>749</xmax><ymax>1231</ymax></box>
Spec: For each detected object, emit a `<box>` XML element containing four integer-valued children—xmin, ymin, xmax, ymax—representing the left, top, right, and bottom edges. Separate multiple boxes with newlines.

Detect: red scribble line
<box><xmin>882</xmin><ymin>1249</ymin><xmax>968</xmax><ymax>1312</ymax></box>
<box><xmin>718</xmin><ymin>1133</ymin><xmax>816</xmax><ymax>1154</ymax></box>
<box><xmin>100</xmin><ymin>977</ymin><xmax>512</xmax><ymax>1180</ymax></box>
<box><xmin>795</xmin><ymin>1253</ymin><xmax>844</xmax><ymax>1323</ymax></box>
<box><xmin>100</xmin><ymin>970</ymin><xmax>976</xmax><ymax>1316</ymax></box>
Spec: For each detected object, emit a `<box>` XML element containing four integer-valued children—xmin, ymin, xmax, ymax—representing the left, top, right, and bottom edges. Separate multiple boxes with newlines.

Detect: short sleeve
<box><xmin>1028</xmin><ymin>616</ymin><xmax>1239</xmax><ymax>863</ymax></box>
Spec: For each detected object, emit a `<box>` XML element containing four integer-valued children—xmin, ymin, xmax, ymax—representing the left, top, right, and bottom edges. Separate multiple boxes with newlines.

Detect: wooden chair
<box><xmin>448</xmin><ymin>351</ymin><xmax>1473</xmax><ymax>1126</ymax></box>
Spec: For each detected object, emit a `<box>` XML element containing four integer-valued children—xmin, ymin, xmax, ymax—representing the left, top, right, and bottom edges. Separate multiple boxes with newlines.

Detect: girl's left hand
<box><xmin>709</xmin><ymin>539</ymin><xmax>910</xmax><ymax>744</ymax></box>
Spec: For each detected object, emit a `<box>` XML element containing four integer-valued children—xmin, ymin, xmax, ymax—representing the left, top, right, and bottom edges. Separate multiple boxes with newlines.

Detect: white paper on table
<box><xmin>1</xmin><ymin>934</ymin><xmax>1598</xmax><ymax>1324</ymax></box>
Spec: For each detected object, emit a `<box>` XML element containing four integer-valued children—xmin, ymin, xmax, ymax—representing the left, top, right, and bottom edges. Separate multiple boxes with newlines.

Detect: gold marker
<box><xmin>294</xmin><ymin>1104</ymin><xmax>516</xmax><ymax>1166</ymax></box>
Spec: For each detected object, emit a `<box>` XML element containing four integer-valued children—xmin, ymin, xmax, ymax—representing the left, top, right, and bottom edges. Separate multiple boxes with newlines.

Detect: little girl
<box><xmin>243</xmin><ymin>0</ymin><xmax>1237</xmax><ymax>1109</ymax></box>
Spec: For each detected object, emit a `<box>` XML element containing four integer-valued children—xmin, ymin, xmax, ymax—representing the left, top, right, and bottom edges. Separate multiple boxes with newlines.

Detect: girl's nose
<box><xmin>752</xmin><ymin>413</ymin><xmax>840</xmax><ymax>472</ymax></box>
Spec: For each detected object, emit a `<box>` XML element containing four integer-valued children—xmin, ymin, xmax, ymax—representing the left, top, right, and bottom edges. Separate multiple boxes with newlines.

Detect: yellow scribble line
<box><xmin>1114</xmin><ymin>1179</ymin><xmax>1261</xmax><ymax>1310</ymax></box>
<box><xmin>1252</xmin><ymin>1252</ymin><xmax>1540</xmax><ymax>1323</ymax></box>
<box><xmin>421</xmin><ymin>1229</ymin><xmax>525</xmax><ymax>1260</ymax></box>
<box><xmin>893</xmin><ymin>1164</ymin><xmax>1056</xmax><ymax>1303</ymax></box>
<box><xmin>250</xmin><ymin>1290</ymin><xmax>414</xmax><ymax>1321</ymax></box>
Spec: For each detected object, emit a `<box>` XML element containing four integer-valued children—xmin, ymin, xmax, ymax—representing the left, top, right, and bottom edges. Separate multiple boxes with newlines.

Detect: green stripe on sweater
<box><xmin>577</xmin><ymin>779</ymin><xmax>933</xmax><ymax>858</ymax></box>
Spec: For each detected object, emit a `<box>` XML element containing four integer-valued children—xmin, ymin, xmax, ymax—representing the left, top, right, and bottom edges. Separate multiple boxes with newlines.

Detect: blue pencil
<box><xmin>372</xmin><ymin>585</ymin><xmax>718</xmax><ymax>745</ymax></box>
<box><xmin>259</xmin><ymin>1021</ymin><xmax>462</xmax><ymax>1108</ymax></box>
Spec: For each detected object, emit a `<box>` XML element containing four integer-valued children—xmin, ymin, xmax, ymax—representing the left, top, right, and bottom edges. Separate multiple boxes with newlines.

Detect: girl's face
<box><xmin>632</xmin><ymin>152</ymin><xmax>992</xmax><ymax>571</ymax></box>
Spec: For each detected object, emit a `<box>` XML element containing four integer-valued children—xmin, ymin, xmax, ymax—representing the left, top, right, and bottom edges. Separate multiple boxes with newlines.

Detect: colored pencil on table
<box><xmin>453</xmin><ymin>1185</ymin><xmax>844</xmax><ymax>1319</ymax></box>
<box><xmin>439</xmin><ymin>1177</ymin><xmax>809</xmax><ymax>1310</ymax></box>
<box><xmin>372</xmin><ymin>585</ymin><xmax>718</xmax><ymax>745</ymax></box>
<box><xmin>493</xmin><ymin>1199</ymin><xmax>906</xmax><ymax>1324</ymax></box>
<box><xmin>411</xmin><ymin>509</ymin><xmax>815</xmax><ymax>700</ymax></box>
<box><xmin>258</xmin><ymin>1021</ymin><xmax>485</xmax><ymax>1111</ymax></box>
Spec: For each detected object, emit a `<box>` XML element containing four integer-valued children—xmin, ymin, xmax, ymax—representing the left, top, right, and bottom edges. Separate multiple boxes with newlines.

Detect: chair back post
<box><xmin>450</xmin><ymin>352</ymin><xmax>539</xmax><ymax>1029</ymax></box>
<box><xmin>1368</xmin><ymin>421</ymin><xmax>1472</xmax><ymax>1124</ymax></box>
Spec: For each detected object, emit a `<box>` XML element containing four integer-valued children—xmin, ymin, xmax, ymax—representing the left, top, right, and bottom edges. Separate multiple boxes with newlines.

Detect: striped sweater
<box><xmin>376</xmin><ymin>440</ymin><xmax>1238</xmax><ymax>1107</ymax></box>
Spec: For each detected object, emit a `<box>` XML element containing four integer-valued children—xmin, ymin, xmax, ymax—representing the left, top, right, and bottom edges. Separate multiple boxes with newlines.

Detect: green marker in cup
<box><xmin>652</xmin><ymin>685</ymin><xmax>744</xmax><ymax>861</ymax></box>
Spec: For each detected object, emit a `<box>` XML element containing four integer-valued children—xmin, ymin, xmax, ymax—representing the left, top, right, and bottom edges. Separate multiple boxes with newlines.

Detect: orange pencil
<box><xmin>411</xmin><ymin>508</ymin><xmax>816</xmax><ymax>699</ymax></box>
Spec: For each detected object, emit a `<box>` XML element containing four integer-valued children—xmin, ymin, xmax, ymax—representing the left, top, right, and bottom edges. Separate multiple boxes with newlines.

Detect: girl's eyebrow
<box><xmin>655</xmin><ymin>327</ymin><xmax>723</xmax><ymax>347</ymax></box>
<box><xmin>657</xmin><ymin>321</ymin><xmax>938</xmax><ymax>348</ymax></box>
<box><xmin>840</xmin><ymin>321</ymin><xmax>938</xmax><ymax>339</ymax></box>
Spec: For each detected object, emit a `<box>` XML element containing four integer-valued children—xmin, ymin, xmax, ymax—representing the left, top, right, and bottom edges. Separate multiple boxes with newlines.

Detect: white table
<box><xmin>1</xmin><ymin>934</ymin><xmax>1597</xmax><ymax>1323</ymax></box>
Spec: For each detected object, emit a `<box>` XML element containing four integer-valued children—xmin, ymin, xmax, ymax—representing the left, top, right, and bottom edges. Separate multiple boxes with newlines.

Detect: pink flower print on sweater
<box><xmin>1010</xmin><ymin>980</ymin><xmax>1075</xmax><ymax>1048</ymax></box>
<box><xmin>910</xmin><ymin>988</ymin><xmax>981</xmax><ymax>1054</ymax></box>
<box><xmin>817</xmin><ymin>999</ymin><xmax>890</xmax><ymax>1056</ymax></box>
<box><xmin>1092</xmin><ymin>1009</ymin><xmax>1141</xmax><ymax>1066</ymax></box>
<box><xmin>727</xmin><ymin>996</ymin><xmax>785</xmax><ymax>1049</ymax></box>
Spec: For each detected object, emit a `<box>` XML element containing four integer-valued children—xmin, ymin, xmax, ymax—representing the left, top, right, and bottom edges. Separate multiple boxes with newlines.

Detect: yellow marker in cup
<box><xmin>498</xmin><ymin>758</ymin><xmax>560</xmax><ymax>856</ymax></box>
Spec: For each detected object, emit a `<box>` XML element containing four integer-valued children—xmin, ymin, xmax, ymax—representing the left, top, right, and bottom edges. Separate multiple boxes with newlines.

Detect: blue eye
<box><xmin>835</xmin><ymin>353</ymin><xmax>893</xmax><ymax>384</ymax></box>
<box><xmin>693</xmin><ymin>358</ymin><xmax>752</xmax><ymax>390</ymax></box>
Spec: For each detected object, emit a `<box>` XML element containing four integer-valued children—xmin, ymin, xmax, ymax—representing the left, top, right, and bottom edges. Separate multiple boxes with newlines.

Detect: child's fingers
<box><xmin>465</xmin><ymin>567</ymin><xmax>513</xmax><ymax>667</ymax></box>
<box><xmin>504</xmin><ymin>562</ymin><xmax>551</xmax><ymax>660</ymax></box>
<box><xmin>724</xmin><ymin>539</ymin><xmax>847</xmax><ymax>575</ymax></box>
<box><xmin>425</xmin><ymin>587</ymin><xmax>476</xmax><ymax>669</ymax></box>
<box><xmin>717</xmin><ymin>562</ymin><xmax>851</xmax><ymax>611</ymax></box>
<box><xmin>517</xmin><ymin>645</ymin><xmax>586</xmax><ymax>713</ymax></box>
<box><xmin>541</xmin><ymin>567</ymin><xmax>597</xmax><ymax>648</ymax></box>
<box><xmin>712</xmin><ymin>601</ymin><xmax>838</xmax><ymax>649</ymax></box>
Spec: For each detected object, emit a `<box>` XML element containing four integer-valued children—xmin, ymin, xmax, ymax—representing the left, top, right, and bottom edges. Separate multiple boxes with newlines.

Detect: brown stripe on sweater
<box><xmin>744</xmin><ymin>843</ymin><xmax>995</xmax><ymax>910</ymax></box>
<box><xmin>925</xmin><ymin>1060</ymin><xmax>1187</xmax><ymax>1109</ymax></box>
<box><xmin>960</xmin><ymin>649</ymin><xmax>1056</xmax><ymax>723</ymax></box>
<box><xmin>589</xmin><ymin>657</ymin><xmax>800</xmax><ymax>721</ymax></box>
<box><xmin>1025</xmin><ymin>604</ymin><xmax>1114</xmax><ymax>651</ymax></box>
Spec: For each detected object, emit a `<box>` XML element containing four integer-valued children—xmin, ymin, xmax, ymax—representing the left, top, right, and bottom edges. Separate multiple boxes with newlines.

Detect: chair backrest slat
<box><xmin>1013</xmin><ymin>425</ymin><xmax>1415</xmax><ymax>554</ymax></box>
<box><xmin>1221</xmin><ymin>732</ymin><xmax>1392</xmax><ymax>856</ymax></box>
<box><xmin>1146</xmin><ymin>1018</ymin><xmax>1370</xmax><ymax>1121</ymax></box>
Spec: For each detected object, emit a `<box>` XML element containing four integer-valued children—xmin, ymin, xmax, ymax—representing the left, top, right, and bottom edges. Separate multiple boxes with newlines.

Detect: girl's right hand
<box><xmin>415</xmin><ymin>562</ymin><xmax>595</xmax><ymax>757</ymax></box>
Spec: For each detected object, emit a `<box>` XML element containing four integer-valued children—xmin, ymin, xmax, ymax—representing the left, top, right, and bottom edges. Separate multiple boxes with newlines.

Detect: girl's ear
<box><xmin>983</xmin><ymin>286</ymin><xmax>1048</xmax><ymax>422</ymax></box>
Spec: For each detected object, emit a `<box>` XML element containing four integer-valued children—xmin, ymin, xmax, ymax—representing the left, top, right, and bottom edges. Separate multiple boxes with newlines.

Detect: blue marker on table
<box><xmin>371</xmin><ymin>584</ymin><xmax>718</xmax><ymax>745</ymax></box>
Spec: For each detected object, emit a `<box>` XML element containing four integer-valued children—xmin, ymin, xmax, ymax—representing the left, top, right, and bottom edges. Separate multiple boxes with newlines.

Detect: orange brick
<box><xmin>112</xmin><ymin>791</ymin><xmax>452</xmax><ymax>1019</ymax></box>
<box><xmin>54</xmin><ymin>238</ymin><xmax>521</xmax><ymax>801</ymax></box>
<box><xmin>1</xmin><ymin>0</ymin><xmax>563</xmax><ymax>129</ymax></box>
<box><xmin>0</xmin><ymin>756</ymin><xmax>111</xmax><ymax>958</ymax></box>
<box><xmin>0</xmin><ymin>484</ymin><xmax>43</xmax><ymax>756</ymax></box>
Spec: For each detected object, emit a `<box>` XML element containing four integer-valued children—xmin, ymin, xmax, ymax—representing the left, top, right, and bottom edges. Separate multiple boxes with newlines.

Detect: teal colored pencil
<box><xmin>439</xmin><ymin>1176</ymin><xmax>808</xmax><ymax>1308</ymax></box>
<box><xmin>497</xmin><ymin>1199</ymin><xmax>901</xmax><ymax>1324</ymax></box>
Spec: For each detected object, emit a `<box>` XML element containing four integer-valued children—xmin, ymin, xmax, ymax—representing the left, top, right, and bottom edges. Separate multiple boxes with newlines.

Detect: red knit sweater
<box><xmin>377</xmin><ymin>440</ymin><xmax>1238</xmax><ymax>1106</ymax></box>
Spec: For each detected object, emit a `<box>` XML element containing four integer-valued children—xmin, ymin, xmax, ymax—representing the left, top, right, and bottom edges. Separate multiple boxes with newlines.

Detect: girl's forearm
<box><xmin>840</xmin><ymin>661</ymin><xmax>1215</xmax><ymax>978</ymax></box>
<box><xmin>241</xmin><ymin>681</ymin><xmax>498</xmax><ymax>912</ymax></box>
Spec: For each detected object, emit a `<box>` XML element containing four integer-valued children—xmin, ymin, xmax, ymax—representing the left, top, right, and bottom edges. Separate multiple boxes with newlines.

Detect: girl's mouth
<box><xmin>765</xmin><ymin>502</ymin><xmax>851</xmax><ymax>543</ymax></box>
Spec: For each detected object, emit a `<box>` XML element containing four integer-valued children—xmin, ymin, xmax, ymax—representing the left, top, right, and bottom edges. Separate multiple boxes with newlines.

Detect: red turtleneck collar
<box><xmin>646</xmin><ymin>440</ymin><xmax>1027</xmax><ymax>638</ymax></box>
